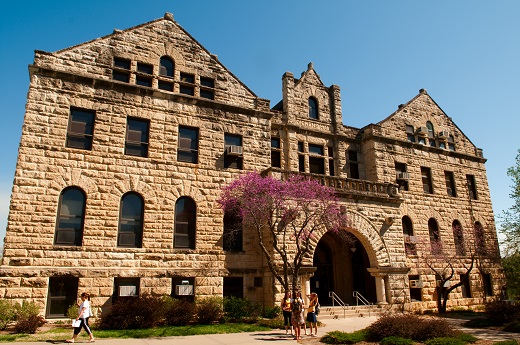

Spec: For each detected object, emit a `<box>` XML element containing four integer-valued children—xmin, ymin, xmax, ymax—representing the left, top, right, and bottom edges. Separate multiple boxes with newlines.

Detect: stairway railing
<box><xmin>328</xmin><ymin>291</ymin><xmax>348</xmax><ymax>319</ymax></box>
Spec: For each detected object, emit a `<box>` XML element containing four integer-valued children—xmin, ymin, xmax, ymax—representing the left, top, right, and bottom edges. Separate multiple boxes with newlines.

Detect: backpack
<box><xmin>292</xmin><ymin>299</ymin><xmax>302</xmax><ymax>313</ymax></box>
<box><xmin>315</xmin><ymin>302</ymin><xmax>321</xmax><ymax>315</ymax></box>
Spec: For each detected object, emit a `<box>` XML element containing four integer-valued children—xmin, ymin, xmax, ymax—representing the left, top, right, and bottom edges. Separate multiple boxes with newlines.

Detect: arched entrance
<box><xmin>310</xmin><ymin>231</ymin><xmax>376</xmax><ymax>306</ymax></box>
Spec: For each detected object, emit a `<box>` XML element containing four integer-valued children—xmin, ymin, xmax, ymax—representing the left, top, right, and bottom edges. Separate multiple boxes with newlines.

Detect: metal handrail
<box><xmin>353</xmin><ymin>290</ymin><xmax>373</xmax><ymax>307</ymax></box>
<box><xmin>328</xmin><ymin>291</ymin><xmax>348</xmax><ymax>319</ymax></box>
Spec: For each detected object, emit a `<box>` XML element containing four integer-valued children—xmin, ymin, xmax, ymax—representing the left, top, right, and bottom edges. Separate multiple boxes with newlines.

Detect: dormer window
<box><xmin>113</xmin><ymin>57</ymin><xmax>131</xmax><ymax>83</ymax></box>
<box><xmin>159</xmin><ymin>56</ymin><xmax>174</xmax><ymax>77</ymax></box>
<box><xmin>309</xmin><ymin>97</ymin><xmax>318</xmax><ymax>120</ymax></box>
<box><xmin>200</xmin><ymin>77</ymin><xmax>215</xmax><ymax>100</ymax></box>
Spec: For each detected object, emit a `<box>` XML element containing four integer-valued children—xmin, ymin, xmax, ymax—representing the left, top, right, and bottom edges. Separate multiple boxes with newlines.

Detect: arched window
<box><xmin>428</xmin><ymin>218</ymin><xmax>442</xmax><ymax>254</ymax></box>
<box><xmin>223</xmin><ymin>208</ymin><xmax>243</xmax><ymax>252</ymax></box>
<box><xmin>159</xmin><ymin>56</ymin><xmax>174</xmax><ymax>77</ymax></box>
<box><xmin>55</xmin><ymin>187</ymin><xmax>86</xmax><ymax>246</ymax></box>
<box><xmin>452</xmin><ymin>220</ymin><xmax>465</xmax><ymax>256</ymax></box>
<box><xmin>474</xmin><ymin>221</ymin><xmax>486</xmax><ymax>254</ymax></box>
<box><xmin>426</xmin><ymin>121</ymin><xmax>434</xmax><ymax>137</ymax></box>
<box><xmin>118</xmin><ymin>192</ymin><xmax>144</xmax><ymax>248</ymax></box>
<box><xmin>308</xmin><ymin>97</ymin><xmax>318</xmax><ymax>120</ymax></box>
<box><xmin>402</xmin><ymin>216</ymin><xmax>416</xmax><ymax>255</ymax></box>
<box><xmin>174</xmin><ymin>197</ymin><xmax>196</xmax><ymax>249</ymax></box>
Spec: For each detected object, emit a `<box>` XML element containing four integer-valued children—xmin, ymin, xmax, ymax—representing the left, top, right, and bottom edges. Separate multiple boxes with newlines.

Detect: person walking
<box><xmin>281</xmin><ymin>291</ymin><xmax>293</xmax><ymax>336</ymax></box>
<box><xmin>66</xmin><ymin>292</ymin><xmax>95</xmax><ymax>343</ymax></box>
<box><xmin>291</xmin><ymin>291</ymin><xmax>305</xmax><ymax>340</ymax></box>
<box><xmin>306</xmin><ymin>292</ymin><xmax>319</xmax><ymax>336</ymax></box>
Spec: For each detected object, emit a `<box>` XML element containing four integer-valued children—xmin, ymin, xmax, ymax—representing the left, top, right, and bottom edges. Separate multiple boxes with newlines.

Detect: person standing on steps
<box><xmin>281</xmin><ymin>291</ymin><xmax>293</xmax><ymax>336</ymax></box>
<box><xmin>66</xmin><ymin>292</ymin><xmax>95</xmax><ymax>343</ymax></box>
<box><xmin>306</xmin><ymin>292</ymin><xmax>319</xmax><ymax>336</ymax></box>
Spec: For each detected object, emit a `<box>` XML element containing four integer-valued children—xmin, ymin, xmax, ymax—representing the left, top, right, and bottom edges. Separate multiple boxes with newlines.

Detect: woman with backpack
<box><xmin>290</xmin><ymin>291</ymin><xmax>306</xmax><ymax>340</ymax></box>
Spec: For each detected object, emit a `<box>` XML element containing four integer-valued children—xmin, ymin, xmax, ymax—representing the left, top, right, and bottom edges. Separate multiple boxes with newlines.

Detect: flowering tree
<box><xmin>218</xmin><ymin>172</ymin><xmax>348</xmax><ymax>292</ymax></box>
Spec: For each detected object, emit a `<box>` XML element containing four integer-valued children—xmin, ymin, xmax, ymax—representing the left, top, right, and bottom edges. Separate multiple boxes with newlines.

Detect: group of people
<box><xmin>281</xmin><ymin>290</ymin><xmax>319</xmax><ymax>340</ymax></box>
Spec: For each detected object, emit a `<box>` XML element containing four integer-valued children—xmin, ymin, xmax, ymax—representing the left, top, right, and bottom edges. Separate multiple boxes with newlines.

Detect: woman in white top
<box><xmin>67</xmin><ymin>292</ymin><xmax>94</xmax><ymax>343</ymax></box>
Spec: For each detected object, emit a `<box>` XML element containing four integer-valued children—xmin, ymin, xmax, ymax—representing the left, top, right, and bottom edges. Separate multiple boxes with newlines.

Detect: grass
<box><xmin>0</xmin><ymin>323</ymin><xmax>272</xmax><ymax>342</ymax></box>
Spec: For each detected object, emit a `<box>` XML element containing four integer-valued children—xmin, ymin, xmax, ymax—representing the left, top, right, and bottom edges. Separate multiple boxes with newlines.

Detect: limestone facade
<box><xmin>1</xmin><ymin>13</ymin><xmax>504</xmax><ymax>317</ymax></box>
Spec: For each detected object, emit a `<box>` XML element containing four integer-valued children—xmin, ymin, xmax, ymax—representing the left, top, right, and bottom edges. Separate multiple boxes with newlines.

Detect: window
<box><xmin>460</xmin><ymin>274</ymin><xmax>471</xmax><ymax>298</ymax></box>
<box><xmin>426</xmin><ymin>121</ymin><xmax>436</xmax><ymax>147</ymax></box>
<box><xmin>395</xmin><ymin>162</ymin><xmax>409</xmax><ymax>191</ymax></box>
<box><xmin>428</xmin><ymin>218</ymin><xmax>442</xmax><ymax>255</ymax></box>
<box><xmin>224</xmin><ymin>134</ymin><xmax>243</xmax><ymax>169</ymax></box>
<box><xmin>200</xmin><ymin>77</ymin><xmax>215</xmax><ymax>100</ymax></box>
<box><xmin>298</xmin><ymin>142</ymin><xmax>305</xmax><ymax>172</ymax></box>
<box><xmin>348</xmin><ymin>150</ymin><xmax>359</xmax><ymax>179</ymax></box>
<box><xmin>405</xmin><ymin>124</ymin><xmax>415</xmax><ymax>142</ymax></box>
<box><xmin>172</xmin><ymin>277</ymin><xmax>195</xmax><ymax>302</ymax></box>
<box><xmin>66</xmin><ymin>108</ymin><xmax>95</xmax><ymax>150</ymax></box>
<box><xmin>466</xmin><ymin>174</ymin><xmax>477</xmax><ymax>200</ymax></box>
<box><xmin>125</xmin><ymin>118</ymin><xmax>149</xmax><ymax>157</ymax></box>
<box><xmin>158</xmin><ymin>80</ymin><xmax>174</xmax><ymax>91</ymax></box>
<box><xmin>114</xmin><ymin>277</ymin><xmax>140</xmax><ymax>301</ymax></box>
<box><xmin>408</xmin><ymin>275</ymin><xmax>422</xmax><ymax>302</ymax></box>
<box><xmin>328</xmin><ymin>146</ymin><xmax>335</xmax><ymax>176</ymax></box>
<box><xmin>46</xmin><ymin>277</ymin><xmax>79</xmax><ymax>318</ymax></box>
<box><xmin>444</xmin><ymin>171</ymin><xmax>456</xmax><ymax>197</ymax></box>
<box><xmin>482</xmin><ymin>273</ymin><xmax>493</xmax><ymax>297</ymax></box>
<box><xmin>254</xmin><ymin>277</ymin><xmax>263</xmax><ymax>288</ymax></box>
<box><xmin>55</xmin><ymin>187</ymin><xmax>86</xmax><ymax>246</ymax></box>
<box><xmin>136</xmin><ymin>62</ymin><xmax>153</xmax><ymax>87</ymax></box>
<box><xmin>452</xmin><ymin>220</ymin><xmax>465</xmax><ymax>256</ymax></box>
<box><xmin>309</xmin><ymin>144</ymin><xmax>325</xmax><ymax>174</ymax></box>
<box><xmin>402</xmin><ymin>216</ymin><xmax>416</xmax><ymax>255</ymax></box>
<box><xmin>159</xmin><ymin>56</ymin><xmax>174</xmax><ymax>77</ymax></box>
<box><xmin>174</xmin><ymin>197</ymin><xmax>196</xmax><ymax>249</ymax></box>
<box><xmin>223</xmin><ymin>208</ymin><xmax>243</xmax><ymax>252</ymax></box>
<box><xmin>223</xmin><ymin>277</ymin><xmax>243</xmax><ymax>298</ymax></box>
<box><xmin>271</xmin><ymin>137</ymin><xmax>281</xmax><ymax>168</ymax></box>
<box><xmin>418</xmin><ymin>136</ymin><xmax>426</xmax><ymax>145</ymax></box>
<box><xmin>177</xmin><ymin>126</ymin><xmax>199</xmax><ymax>164</ymax></box>
<box><xmin>113</xmin><ymin>57</ymin><xmax>131</xmax><ymax>82</ymax></box>
<box><xmin>179</xmin><ymin>72</ymin><xmax>195</xmax><ymax>96</ymax></box>
<box><xmin>421</xmin><ymin>167</ymin><xmax>433</xmax><ymax>194</ymax></box>
<box><xmin>448</xmin><ymin>135</ymin><xmax>455</xmax><ymax>151</ymax></box>
<box><xmin>474</xmin><ymin>221</ymin><xmax>486</xmax><ymax>254</ymax></box>
<box><xmin>308</xmin><ymin>97</ymin><xmax>318</xmax><ymax>120</ymax></box>
<box><xmin>117</xmin><ymin>192</ymin><xmax>144</xmax><ymax>248</ymax></box>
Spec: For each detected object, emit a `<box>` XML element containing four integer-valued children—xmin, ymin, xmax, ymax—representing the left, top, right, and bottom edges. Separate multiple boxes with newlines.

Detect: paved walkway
<box><xmin>11</xmin><ymin>316</ymin><xmax>520</xmax><ymax>345</ymax></box>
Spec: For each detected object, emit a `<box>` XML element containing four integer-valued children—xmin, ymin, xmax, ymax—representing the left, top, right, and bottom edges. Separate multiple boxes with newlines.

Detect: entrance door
<box><xmin>310</xmin><ymin>241</ymin><xmax>333</xmax><ymax>305</ymax></box>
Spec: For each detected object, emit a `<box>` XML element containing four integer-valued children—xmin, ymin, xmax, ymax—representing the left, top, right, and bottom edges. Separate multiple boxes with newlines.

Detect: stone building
<box><xmin>1</xmin><ymin>13</ymin><xmax>504</xmax><ymax>318</ymax></box>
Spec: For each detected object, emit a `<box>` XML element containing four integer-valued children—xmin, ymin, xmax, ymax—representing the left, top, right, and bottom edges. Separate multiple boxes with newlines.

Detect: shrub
<box><xmin>256</xmin><ymin>318</ymin><xmax>285</xmax><ymax>329</ymax></box>
<box><xmin>196</xmin><ymin>297</ymin><xmax>223</xmax><ymax>324</ymax></box>
<box><xmin>13</xmin><ymin>314</ymin><xmax>46</xmax><ymax>334</ymax></box>
<box><xmin>493</xmin><ymin>341</ymin><xmax>519</xmax><ymax>345</ymax></box>
<box><xmin>503</xmin><ymin>320</ymin><xmax>520</xmax><ymax>333</ymax></box>
<box><xmin>98</xmin><ymin>294</ymin><xmax>168</xmax><ymax>329</ymax></box>
<box><xmin>380</xmin><ymin>336</ymin><xmax>414</xmax><ymax>345</ymax></box>
<box><xmin>424</xmin><ymin>337</ymin><xmax>465</xmax><ymax>345</ymax></box>
<box><xmin>320</xmin><ymin>329</ymin><xmax>368</xmax><ymax>344</ymax></box>
<box><xmin>464</xmin><ymin>317</ymin><xmax>496</xmax><ymax>328</ymax></box>
<box><xmin>0</xmin><ymin>300</ymin><xmax>16</xmax><ymax>330</ymax></box>
<box><xmin>454</xmin><ymin>332</ymin><xmax>478</xmax><ymax>343</ymax></box>
<box><xmin>262</xmin><ymin>305</ymin><xmax>281</xmax><ymax>319</ymax></box>
<box><xmin>67</xmin><ymin>304</ymin><xmax>79</xmax><ymax>320</ymax></box>
<box><xmin>484</xmin><ymin>300</ymin><xmax>520</xmax><ymax>325</ymax></box>
<box><xmin>223</xmin><ymin>296</ymin><xmax>261</xmax><ymax>322</ymax></box>
<box><xmin>366</xmin><ymin>314</ymin><xmax>455</xmax><ymax>341</ymax></box>
<box><xmin>14</xmin><ymin>301</ymin><xmax>40</xmax><ymax>321</ymax></box>
<box><xmin>164</xmin><ymin>298</ymin><xmax>195</xmax><ymax>326</ymax></box>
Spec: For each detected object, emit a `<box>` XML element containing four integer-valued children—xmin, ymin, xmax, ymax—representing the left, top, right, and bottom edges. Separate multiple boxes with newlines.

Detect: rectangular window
<box><xmin>395</xmin><ymin>162</ymin><xmax>409</xmax><ymax>191</ymax></box>
<box><xmin>271</xmin><ymin>137</ymin><xmax>281</xmax><ymax>168</ymax></box>
<box><xmin>466</xmin><ymin>174</ymin><xmax>477</xmax><ymax>200</ymax></box>
<box><xmin>180</xmin><ymin>73</ymin><xmax>195</xmax><ymax>96</ymax></box>
<box><xmin>200</xmin><ymin>77</ymin><xmax>215</xmax><ymax>100</ymax></box>
<box><xmin>172</xmin><ymin>277</ymin><xmax>195</xmax><ymax>302</ymax></box>
<box><xmin>113</xmin><ymin>57</ymin><xmax>131</xmax><ymax>82</ymax></box>
<box><xmin>225</xmin><ymin>134</ymin><xmax>243</xmax><ymax>169</ymax></box>
<box><xmin>448</xmin><ymin>135</ymin><xmax>456</xmax><ymax>151</ymax></box>
<box><xmin>178</xmin><ymin>126</ymin><xmax>199</xmax><ymax>164</ymax></box>
<box><xmin>136</xmin><ymin>62</ymin><xmax>153</xmax><ymax>74</ymax></box>
<box><xmin>46</xmin><ymin>277</ymin><xmax>79</xmax><ymax>318</ymax></box>
<box><xmin>328</xmin><ymin>146</ymin><xmax>335</xmax><ymax>176</ymax></box>
<box><xmin>254</xmin><ymin>277</ymin><xmax>263</xmax><ymax>288</ymax></box>
<box><xmin>444</xmin><ymin>171</ymin><xmax>457</xmax><ymax>197</ymax></box>
<box><xmin>460</xmin><ymin>274</ymin><xmax>472</xmax><ymax>298</ymax></box>
<box><xmin>66</xmin><ymin>108</ymin><xmax>95</xmax><ymax>150</ymax></box>
<box><xmin>348</xmin><ymin>150</ymin><xmax>359</xmax><ymax>179</ymax></box>
<box><xmin>405</xmin><ymin>124</ymin><xmax>416</xmax><ymax>142</ymax></box>
<box><xmin>136</xmin><ymin>63</ymin><xmax>153</xmax><ymax>87</ymax></box>
<box><xmin>125</xmin><ymin>118</ymin><xmax>149</xmax><ymax>157</ymax></box>
<box><xmin>158</xmin><ymin>80</ymin><xmax>174</xmax><ymax>91</ymax></box>
<box><xmin>309</xmin><ymin>144</ymin><xmax>324</xmax><ymax>175</ymax></box>
<box><xmin>114</xmin><ymin>277</ymin><xmax>140</xmax><ymax>301</ymax></box>
<box><xmin>223</xmin><ymin>277</ymin><xmax>243</xmax><ymax>298</ymax></box>
<box><xmin>482</xmin><ymin>274</ymin><xmax>493</xmax><ymax>297</ymax></box>
<box><xmin>298</xmin><ymin>142</ymin><xmax>305</xmax><ymax>172</ymax></box>
<box><xmin>421</xmin><ymin>167</ymin><xmax>433</xmax><ymax>194</ymax></box>
<box><xmin>408</xmin><ymin>275</ymin><xmax>422</xmax><ymax>302</ymax></box>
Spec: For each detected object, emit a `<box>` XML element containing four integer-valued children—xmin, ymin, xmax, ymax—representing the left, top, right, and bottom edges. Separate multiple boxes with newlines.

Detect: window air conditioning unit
<box><xmin>397</xmin><ymin>172</ymin><xmax>410</xmax><ymax>180</ymax></box>
<box><xmin>410</xmin><ymin>280</ymin><xmax>423</xmax><ymax>288</ymax></box>
<box><xmin>417</xmin><ymin>126</ymin><xmax>428</xmax><ymax>135</ymax></box>
<box><xmin>119</xmin><ymin>286</ymin><xmax>137</xmax><ymax>297</ymax></box>
<box><xmin>438</xmin><ymin>131</ymin><xmax>449</xmax><ymax>139</ymax></box>
<box><xmin>226</xmin><ymin>145</ymin><xmax>243</xmax><ymax>156</ymax></box>
<box><xmin>175</xmin><ymin>284</ymin><xmax>194</xmax><ymax>296</ymax></box>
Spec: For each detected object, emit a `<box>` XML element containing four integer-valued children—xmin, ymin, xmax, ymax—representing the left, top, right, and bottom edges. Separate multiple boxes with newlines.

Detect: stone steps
<box><xmin>318</xmin><ymin>305</ymin><xmax>383</xmax><ymax>319</ymax></box>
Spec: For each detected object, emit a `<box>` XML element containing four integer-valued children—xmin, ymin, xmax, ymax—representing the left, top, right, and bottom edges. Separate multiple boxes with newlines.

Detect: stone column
<box><xmin>368</xmin><ymin>271</ymin><xmax>388</xmax><ymax>305</ymax></box>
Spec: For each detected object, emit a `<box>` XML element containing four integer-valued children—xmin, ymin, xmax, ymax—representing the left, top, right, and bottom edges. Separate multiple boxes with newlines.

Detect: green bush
<box><xmin>493</xmin><ymin>341</ymin><xmax>519</xmax><ymax>345</ymax></box>
<box><xmin>366</xmin><ymin>314</ymin><xmax>455</xmax><ymax>341</ymax></box>
<box><xmin>262</xmin><ymin>305</ymin><xmax>281</xmax><ymax>319</ymax></box>
<box><xmin>67</xmin><ymin>304</ymin><xmax>79</xmax><ymax>320</ymax></box>
<box><xmin>256</xmin><ymin>317</ymin><xmax>284</xmax><ymax>329</ymax></box>
<box><xmin>196</xmin><ymin>297</ymin><xmax>223</xmax><ymax>324</ymax></box>
<box><xmin>223</xmin><ymin>296</ymin><xmax>261</xmax><ymax>322</ymax></box>
<box><xmin>320</xmin><ymin>329</ymin><xmax>368</xmax><ymax>344</ymax></box>
<box><xmin>484</xmin><ymin>300</ymin><xmax>520</xmax><ymax>325</ymax></box>
<box><xmin>14</xmin><ymin>301</ymin><xmax>40</xmax><ymax>321</ymax></box>
<box><xmin>380</xmin><ymin>336</ymin><xmax>414</xmax><ymax>345</ymax></box>
<box><xmin>454</xmin><ymin>332</ymin><xmax>478</xmax><ymax>343</ymax></box>
<box><xmin>464</xmin><ymin>317</ymin><xmax>496</xmax><ymax>328</ymax></box>
<box><xmin>503</xmin><ymin>320</ymin><xmax>520</xmax><ymax>333</ymax></box>
<box><xmin>424</xmin><ymin>337</ymin><xmax>466</xmax><ymax>345</ymax></box>
<box><xmin>13</xmin><ymin>314</ymin><xmax>46</xmax><ymax>334</ymax></box>
<box><xmin>0</xmin><ymin>299</ymin><xmax>16</xmax><ymax>330</ymax></box>
<box><xmin>98</xmin><ymin>294</ymin><xmax>168</xmax><ymax>329</ymax></box>
<box><xmin>164</xmin><ymin>298</ymin><xmax>195</xmax><ymax>326</ymax></box>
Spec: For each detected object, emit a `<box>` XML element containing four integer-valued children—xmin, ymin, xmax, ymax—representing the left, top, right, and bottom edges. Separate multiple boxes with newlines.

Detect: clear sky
<box><xmin>1</xmin><ymin>1</ymin><xmax>519</xmax><ymax>246</ymax></box>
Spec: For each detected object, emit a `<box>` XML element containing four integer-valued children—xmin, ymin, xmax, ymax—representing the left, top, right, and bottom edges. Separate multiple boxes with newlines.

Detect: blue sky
<box><xmin>1</xmin><ymin>1</ymin><xmax>519</xmax><ymax>245</ymax></box>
